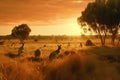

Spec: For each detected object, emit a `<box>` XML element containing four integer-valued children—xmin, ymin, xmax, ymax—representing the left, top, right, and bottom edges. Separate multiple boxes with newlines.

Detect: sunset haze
<box><xmin>0</xmin><ymin>0</ymin><xmax>94</xmax><ymax>35</ymax></box>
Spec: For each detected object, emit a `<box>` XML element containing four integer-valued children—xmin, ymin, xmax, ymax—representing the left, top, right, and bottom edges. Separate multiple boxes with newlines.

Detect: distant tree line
<box><xmin>1</xmin><ymin>34</ymin><xmax>119</xmax><ymax>41</ymax></box>
<box><xmin>0</xmin><ymin>35</ymin><xmax>12</xmax><ymax>40</ymax></box>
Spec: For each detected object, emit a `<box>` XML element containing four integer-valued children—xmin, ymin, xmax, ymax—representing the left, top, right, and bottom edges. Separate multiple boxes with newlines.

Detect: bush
<box><xmin>85</xmin><ymin>39</ymin><xmax>95</xmax><ymax>46</ymax></box>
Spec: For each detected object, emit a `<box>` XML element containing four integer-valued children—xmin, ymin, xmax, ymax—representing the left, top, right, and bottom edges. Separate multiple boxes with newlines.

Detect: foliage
<box><xmin>78</xmin><ymin>0</ymin><xmax>120</xmax><ymax>46</ymax></box>
<box><xmin>11</xmin><ymin>24</ymin><xmax>31</xmax><ymax>42</ymax></box>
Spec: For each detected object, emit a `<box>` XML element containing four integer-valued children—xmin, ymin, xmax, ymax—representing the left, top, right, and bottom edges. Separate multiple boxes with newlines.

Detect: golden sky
<box><xmin>0</xmin><ymin>0</ymin><xmax>94</xmax><ymax>35</ymax></box>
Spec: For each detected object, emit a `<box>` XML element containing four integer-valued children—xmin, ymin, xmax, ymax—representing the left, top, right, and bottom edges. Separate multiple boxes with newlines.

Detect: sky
<box><xmin>0</xmin><ymin>0</ymin><xmax>94</xmax><ymax>35</ymax></box>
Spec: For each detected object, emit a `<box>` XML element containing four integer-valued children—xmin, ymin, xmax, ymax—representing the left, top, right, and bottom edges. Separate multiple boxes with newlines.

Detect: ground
<box><xmin>0</xmin><ymin>38</ymin><xmax>120</xmax><ymax>80</ymax></box>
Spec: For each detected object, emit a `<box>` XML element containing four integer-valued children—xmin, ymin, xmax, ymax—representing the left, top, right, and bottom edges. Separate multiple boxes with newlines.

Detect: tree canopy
<box><xmin>12</xmin><ymin>24</ymin><xmax>31</xmax><ymax>42</ymax></box>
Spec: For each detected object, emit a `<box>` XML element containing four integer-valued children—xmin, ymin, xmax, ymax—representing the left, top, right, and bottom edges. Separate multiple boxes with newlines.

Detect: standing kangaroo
<box><xmin>49</xmin><ymin>45</ymin><xmax>61</xmax><ymax>60</ymax></box>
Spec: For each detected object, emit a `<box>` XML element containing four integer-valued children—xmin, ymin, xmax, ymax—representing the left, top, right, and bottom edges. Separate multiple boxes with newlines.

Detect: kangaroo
<box><xmin>49</xmin><ymin>45</ymin><xmax>61</xmax><ymax>60</ymax></box>
<box><xmin>34</xmin><ymin>49</ymin><xmax>41</xmax><ymax>59</ymax></box>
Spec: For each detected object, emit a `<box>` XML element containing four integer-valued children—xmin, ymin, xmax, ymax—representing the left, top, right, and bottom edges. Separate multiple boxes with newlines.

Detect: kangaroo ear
<box><xmin>59</xmin><ymin>45</ymin><xmax>62</xmax><ymax>47</ymax></box>
<box><xmin>57</xmin><ymin>44</ymin><xmax>61</xmax><ymax>47</ymax></box>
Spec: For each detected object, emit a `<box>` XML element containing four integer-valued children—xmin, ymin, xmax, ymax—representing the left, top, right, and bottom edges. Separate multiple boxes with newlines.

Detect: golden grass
<box><xmin>0</xmin><ymin>39</ymin><xmax>120</xmax><ymax>80</ymax></box>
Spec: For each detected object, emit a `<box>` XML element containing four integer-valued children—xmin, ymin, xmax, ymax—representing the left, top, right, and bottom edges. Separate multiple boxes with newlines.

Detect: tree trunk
<box><xmin>18</xmin><ymin>40</ymin><xmax>24</xmax><ymax>56</ymax></box>
<box><xmin>111</xmin><ymin>35</ymin><xmax>116</xmax><ymax>46</ymax></box>
<box><xmin>99</xmin><ymin>34</ymin><xmax>105</xmax><ymax>46</ymax></box>
<box><xmin>111</xmin><ymin>27</ymin><xmax>118</xmax><ymax>46</ymax></box>
<box><xmin>97</xmin><ymin>28</ymin><xmax>106</xmax><ymax>46</ymax></box>
<box><xmin>117</xmin><ymin>38</ymin><xmax>120</xmax><ymax>46</ymax></box>
<box><xmin>111</xmin><ymin>33</ymin><xmax>118</xmax><ymax>46</ymax></box>
<box><xmin>103</xmin><ymin>28</ymin><xmax>107</xmax><ymax>46</ymax></box>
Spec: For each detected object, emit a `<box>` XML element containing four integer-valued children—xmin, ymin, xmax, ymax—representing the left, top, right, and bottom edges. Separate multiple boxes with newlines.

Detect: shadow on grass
<box><xmin>27</xmin><ymin>56</ymin><xmax>42</xmax><ymax>62</ymax></box>
<box><xmin>5</xmin><ymin>52</ymin><xmax>18</xmax><ymax>58</ymax></box>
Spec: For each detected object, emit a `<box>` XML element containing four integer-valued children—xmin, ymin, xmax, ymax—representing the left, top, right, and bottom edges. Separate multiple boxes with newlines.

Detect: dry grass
<box><xmin>0</xmin><ymin>39</ymin><xmax>120</xmax><ymax>80</ymax></box>
<box><xmin>0</xmin><ymin>62</ymin><xmax>43</xmax><ymax>80</ymax></box>
<box><xmin>44</xmin><ymin>54</ymin><xmax>85</xmax><ymax>80</ymax></box>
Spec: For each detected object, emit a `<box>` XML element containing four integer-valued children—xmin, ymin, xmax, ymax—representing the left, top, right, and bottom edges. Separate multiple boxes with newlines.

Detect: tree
<box><xmin>78</xmin><ymin>0</ymin><xmax>120</xmax><ymax>46</ymax></box>
<box><xmin>11</xmin><ymin>24</ymin><xmax>31</xmax><ymax>56</ymax></box>
<box><xmin>105</xmin><ymin>0</ymin><xmax>120</xmax><ymax>46</ymax></box>
<box><xmin>77</xmin><ymin>0</ymin><xmax>108</xmax><ymax>46</ymax></box>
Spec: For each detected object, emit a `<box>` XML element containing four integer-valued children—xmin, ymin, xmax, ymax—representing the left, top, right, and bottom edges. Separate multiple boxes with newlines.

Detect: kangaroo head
<box><xmin>57</xmin><ymin>45</ymin><xmax>61</xmax><ymax>50</ymax></box>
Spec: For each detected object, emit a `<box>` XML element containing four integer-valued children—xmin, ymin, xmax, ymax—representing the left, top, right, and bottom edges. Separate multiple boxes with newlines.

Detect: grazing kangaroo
<box><xmin>49</xmin><ymin>45</ymin><xmax>61</xmax><ymax>60</ymax></box>
<box><xmin>34</xmin><ymin>49</ymin><xmax>41</xmax><ymax>59</ymax></box>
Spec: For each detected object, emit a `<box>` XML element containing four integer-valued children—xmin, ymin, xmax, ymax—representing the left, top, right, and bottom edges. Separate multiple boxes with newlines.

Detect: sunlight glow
<box><xmin>72</xmin><ymin>0</ymin><xmax>83</xmax><ymax>3</ymax></box>
<box><xmin>80</xmin><ymin>25</ymin><xmax>96</xmax><ymax>35</ymax></box>
<box><xmin>30</xmin><ymin>18</ymin><xmax>82</xmax><ymax>36</ymax></box>
<box><xmin>0</xmin><ymin>18</ymin><xmax>82</xmax><ymax>36</ymax></box>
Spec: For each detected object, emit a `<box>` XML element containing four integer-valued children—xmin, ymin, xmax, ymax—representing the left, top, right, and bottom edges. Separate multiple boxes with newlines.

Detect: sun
<box><xmin>63</xmin><ymin>18</ymin><xmax>82</xmax><ymax>36</ymax></box>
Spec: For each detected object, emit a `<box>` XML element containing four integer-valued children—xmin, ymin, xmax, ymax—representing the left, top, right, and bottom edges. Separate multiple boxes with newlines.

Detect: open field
<box><xmin>0</xmin><ymin>37</ymin><xmax>120</xmax><ymax>80</ymax></box>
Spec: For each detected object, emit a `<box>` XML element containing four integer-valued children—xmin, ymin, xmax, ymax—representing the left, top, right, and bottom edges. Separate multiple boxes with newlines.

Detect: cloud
<box><xmin>0</xmin><ymin>0</ymin><xmax>94</xmax><ymax>26</ymax></box>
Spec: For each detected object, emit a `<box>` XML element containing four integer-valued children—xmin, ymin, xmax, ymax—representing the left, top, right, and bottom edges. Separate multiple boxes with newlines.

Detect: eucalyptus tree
<box><xmin>78</xmin><ymin>0</ymin><xmax>120</xmax><ymax>46</ymax></box>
